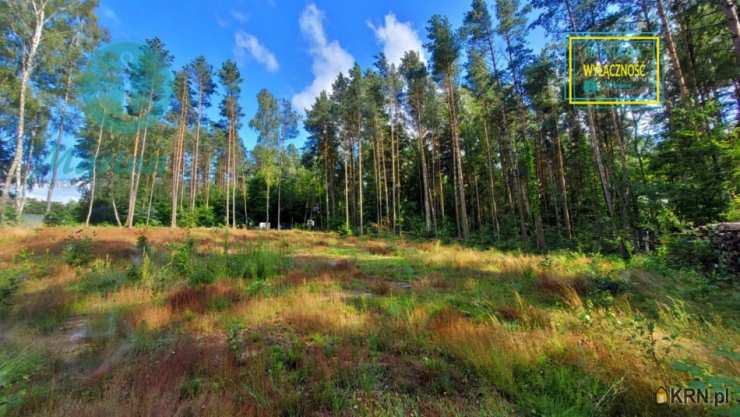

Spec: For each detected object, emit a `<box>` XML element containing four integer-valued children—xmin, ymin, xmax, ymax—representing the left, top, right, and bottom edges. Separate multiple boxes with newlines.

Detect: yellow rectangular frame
<box><xmin>568</xmin><ymin>35</ymin><xmax>661</xmax><ymax>106</ymax></box>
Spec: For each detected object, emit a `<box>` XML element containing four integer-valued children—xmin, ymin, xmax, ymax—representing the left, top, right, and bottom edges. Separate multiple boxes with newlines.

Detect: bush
<box><xmin>178</xmin><ymin>242</ymin><xmax>290</xmax><ymax>286</ymax></box>
<box><xmin>43</xmin><ymin>207</ymin><xmax>76</xmax><ymax>226</ymax></box>
<box><xmin>64</xmin><ymin>238</ymin><xmax>94</xmax><ymax>267</ymax></box>
<box><xmin>0</xmin><ymin>348</ymin><xmax>49</xmax><ymax>416</ymax></box>
<box><xmin>170</xmin><ymin>238</ymin><xmax>196</xmax><ymax>275</ymax></box>
<box><xmin>663</xmin><ymin>231</ymin><xmax>718</xmax><ymax>272</ymax></box>
<box><xmin>228</xmin><ymin>244</ymin><xmax>290</xmax><ymax>280</ymax></box>
<box><xmin>514</xmin><ymin>361</ymin><xmax>612</xmax><ymax>417</ymax></box>
<box><xmin>75</xmin><ymin>267</ymin><xmax>131</xmax><ymax>295</ymax></box>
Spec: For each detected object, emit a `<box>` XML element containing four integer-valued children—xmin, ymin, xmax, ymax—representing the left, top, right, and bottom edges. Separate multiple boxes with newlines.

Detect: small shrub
<box><xmin>43</xmin><ymin>205</ymin><xmax>76</xmax><ymax>226</ymax></box>
<box><xmin>170</xmin><ymin>237</ymin><xmax>196</xmax><ymax>274</ymax></box>
<box><xmin>168</xmin><ymin>287</ymin><xmax>210</xmax><ymax>313</ymax></box>
<box><xmin>179</xmin><ymin>377</ymin><xmax>204</xmax><ymax>399</ymax></box>
<box><xmin>226</xmin><ymin>320</ymin><xmax>244</xmax><ymax>353</ymax></box>
<box><xmin>225</xmin><ymin>243</ymin><xmax>290</xmax><ymax>280</ymax></box>
<box><xmin>76</xmin><ymin>268</ymin><xmax>131</xmax><ymax>295</ymax></box>
<box><xmin>0</xmin><ymin>269</ymin><xmax>24</xmax><ymax>307</ymax></box>
<box><xmin>514</xmin><ymin>361</ymin><xmax>613</xmax><ymax>417</ymax></box>
<box><xmin>136</xmin><ymin>235</ymin><xmax>150</xmax><ymax>255</ymax></box>
<box><xmin>189</xmin><ymin>265</ymin><xmax>216</xmax><ymax>286</ymax></box>
<box><xmin>64</xmin><ymin>238</ymin><xmax>93</xmax><ymax>267</ymax></box>
<box><xmin>0</xmin><ymin>348</ymin><xmax>49</xmax><ymax>415</ymax></box>
<box><xmin>663</xmin><ymin>231</ymin><xmax>719</xmax><ymax>272</ymax></box>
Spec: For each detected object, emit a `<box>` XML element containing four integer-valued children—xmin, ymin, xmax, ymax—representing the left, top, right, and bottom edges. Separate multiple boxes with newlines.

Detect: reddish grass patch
<box><xmin>535</xmin><ymin>272</ymin><xmax>585</xmax><ymax>308</ymax></box>
<box><xmin>168</xmin><ymin>287</ymin><xmax>210</xmax><ymax>313</ymax></box>
<box><xmin>13</xmin><ymin>284</ymin><xmax>71</xmax><ymax>322</ymax></box>
<box><xmin>167</xmin><ymin>283</ymin><xmax>240</xmax><ymax>314</ymax></box>
<box><xmin>495</xmin><ymin>305</ymin><xmax>521</xmax><ymax>322</ymax></box>
<box><xmin>331</xmin><ymin>259</ymin><xmax>356</xmax><ymax>272</ymax></box>
<box><xmin>368</xmin><ymin>279</ymin><xmax>391</xmax><ymax>295</ymax></box>
<box><xmin>366</xmin><ymin>242</ymin><xmax>393</xmax><ymax>255</ymax></box>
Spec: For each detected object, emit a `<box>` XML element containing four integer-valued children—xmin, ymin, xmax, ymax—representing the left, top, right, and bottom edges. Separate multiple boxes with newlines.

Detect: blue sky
<box><xmin>97</xmin><ymin>0</ymin><xmax>546</xmax><ymax>148</ymax></box>
<box><xmin>36</xmin><ymin>0</ymin><xmax>547</xmax><ymax>201</ymax></box>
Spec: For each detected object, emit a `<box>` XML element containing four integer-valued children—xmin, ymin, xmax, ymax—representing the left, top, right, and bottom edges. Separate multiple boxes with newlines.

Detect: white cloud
<box><xmin>99</xmin><ymin>6</ymin><xmax>120</xmax><ymax>25</ymax></box>
<box><xmin>231</xmin><ymin>10</ymin><xmax>248</xmax><ymax>24</ymax></box>
<box><xmin>216</xmin><ymin>17</ymin><xmax>229</xmax><ymax>28</ymax></box>
<box><xmin>292</xmin><ymin>3</ymin><xmax>354</xmax><ymax>112</ymax></box>
<box><xmin>27</xmin><ymin>182</ymin><xmax>81</xmax><ymax>203</ymax></box>
<box><xmin>235</xmin><ymin>31</ymin><xmax>279</xmax><ymax>72</ymax></box>
<box><xmin>368</xmin><ymin>14</ymin><xmax>425</xmax><ymax>67</ymax></box>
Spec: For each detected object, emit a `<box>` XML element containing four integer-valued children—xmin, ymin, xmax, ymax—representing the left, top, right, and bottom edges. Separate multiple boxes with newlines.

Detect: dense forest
<box><xmin>1</xmin><ymin>0</ymin><xmax>738</xmax><ymax>256</ymax></box>
<box><xmin>2</xmin><ymin>2</ymin><xmax>740</xmax><ymax>416</ymax></box>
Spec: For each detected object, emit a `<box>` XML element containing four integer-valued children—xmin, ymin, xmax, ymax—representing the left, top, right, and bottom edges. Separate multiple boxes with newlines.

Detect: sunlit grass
<box><xmin>0</xmin><ymin>226</ymin><xmax>736</xmax><ymax>417</ymax></box>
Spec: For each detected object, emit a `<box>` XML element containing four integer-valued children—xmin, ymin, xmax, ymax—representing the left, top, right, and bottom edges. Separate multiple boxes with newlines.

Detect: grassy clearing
<box><xmin>0</xmin><ymin>227</ymin><xmax>737</xmax><ymax>417</ymax></box>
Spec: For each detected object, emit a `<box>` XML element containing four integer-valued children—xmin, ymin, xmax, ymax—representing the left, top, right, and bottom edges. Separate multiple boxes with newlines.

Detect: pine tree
<box><xmin>426</xmin><ymin>14</ymin><xmax>470</xmax><ymax>239</ymax></box>
<box><xmin>250</xmin><ymin>89</ymin><xmax>279</xmax><ymax>227</ymax></box>
<box><xmin>125</xmin><ymin>38</ymin><xmax>173</xmax><ymax>228</ymax></box>
<box><xmin>187</xmin><ymin>56</ymin><xmax>215</xmax><ymax>210</ymax></box>
<box><xmin>218</xmin><ymin>60</ymin><xmax>242</xmax><ymax>228</ymax></box>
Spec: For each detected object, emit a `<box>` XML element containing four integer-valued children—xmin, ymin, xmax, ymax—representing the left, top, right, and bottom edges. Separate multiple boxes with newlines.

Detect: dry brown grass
<box><xmin>427</xmin><ymin>309</ymin><xmax>519</xmax><ymax>388</ymax></box>
<box><xmin>410</xmin><ymin>273</ymin><xmax>450</xmax><ymax>291</ymax></box>
<box><xmin>82</xmin><ymin>286</ymin><xmax>155</xmax><ymax>314</ymax></box>
<box><xmin>535</xmin><ymin>271</ymin><xmax>585</xmax><ymax>308</ymax></box>
<box><xmin>365</xmin><ymin>241</ymin><xmax>393</xmax><ymax>255</ymax></box>
<box><xmin>167</xmin><ymin>282</ymin><xmax>241</xmax><ymax>314</ymax></box>
<box><xmin>12</xmin><ymin>283</ymin><xmax>72</xmax><ymax>323</ymax></box>
<box><xmin>128</xmin><ymin>304</ymin><xmax>173</xmax><ymax>330</ymax></box>
<box><xmin>367</xmin><ymin>279</ymin><xmax>392</xmax><ymax>295</ymax></box>
<box><xmin>232</xmin><ymin>286</ymin><xmax>369</xmax><ymax>336</ymax></box>
<box><xmin>37</xmin><ymin>336</ymin><xmax>247</xmax><ymax>417</ymax></box>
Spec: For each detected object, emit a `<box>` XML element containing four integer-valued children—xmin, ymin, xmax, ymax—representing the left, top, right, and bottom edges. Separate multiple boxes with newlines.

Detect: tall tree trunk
<box><xmin>482</xmin><ymin>118</ymin><xmax>500</xmax><ymax>238</ymax></box>
<box><xmin>323</xmin><ymin>130</ymin><xmax>331</xmax><ymax>227</ymax></box>
<box><xmin>433</xmin><ymin>132</ymin><xmax>445</xmax><ymax>220</ymax></box>
<box><xmin>111</xmin><ymin>195</ymin><xmax>122</xmax><ymax>227</ymax></box>
<box><xmin>344</xmin><ymin>156</ymin><xmax>350</xmax><ymax>231</ymax></box>
<box><xmin>474</xmin><ymin>175</ymin><xmax>482</xmax><ymax>230</ymax></box>
<box><xmin>231</xmin><ymin>121</ymin><xmax>237</xmax><ymax>229</ymax></box>
<box><xmin>266</xmin><ymin>182</ymin><xmax>271</xmax><ymax>225</ymax></box>
<box><xmin>553</xmin><ymin>128</ymin><xmax>573</xmax><ymax>239</ymax></box>
<box><xmin>414</xmin><ymin>101</ymin><xmax>433</xmax><ymax>234</ymax></box>
<box><xmin>373</xmin><ymin>124</ymin><xmax>381</xmax><ymax>227</ymax></box>
<box><xmin>134</xmin><ymin>122</ymin><xmax>151</xmax><ymax>216</ymax></box>
<box><xmin>18</xmin><ymin>141</ymin><xmax>34</xmax><ymax>218</ymax></box>
<box><xmin>190</xmin><ymin>88</ymin><xmax>205</xmax><ymax>210</ymax></box>
<box><xmin>565</xmin><ymin>0</ymin><xmax>618</xmax><ymax>232</ymax></box>
<box><xmin>390</xmin><ymin>118</ymin><xmax>397</xmax><ymax>232</ymax></box>
<box><xmin>719</xmin><ymin>0</ymin><xmax>740</xmax><ymax>122</ymax></box>
<box><xmin>46</xmin><ymin>72</ymin><xmax>73</xmax><ymax>214</ymax></box>
<box><xmin>445</xmin><ymin>75</ymin><xmax>469</xmax><ymax>239</ymax></box>
<box><xmin>225</xmin><ymin>105</ymin><xmax>233</xmax><ymax>227</ymax></box>
<box><xmin>655</xmin><ymin>0</ymin><xmax>690</xmax><ymax>99</ymax></box>
<box><xmin>204</xmin><ymin>149</ymin><xmax>211</xmax><ymax>208</ymax></box>
<box><xmin>358</xmin><ymin>130</ymin><xmax>364</xmax><ymax>235</ymax></box>
<box><xmin>126</xmin><ymin>96</ymin><xmax>153</xmax><ymax>228</ymax></box>
<box><xmin>380</xmin><ymin>129</ymin><xmax>390</xmax><ymax>228</ymax></box>
<box><xmin>277</xmin><ymin>178</ymin><xmax>281</xmax><ymax>230</ymax></box>
<box><xmin>611</xmin><ymin>108</ymin><xmax>635</xmax><ymax>241</ymax></box>
<box><xmin>1</xmin><ymin>5</ymin><xmax>45</xmax><ymax>220</ymax></box>
<box><xmin>242</xmin><ymin>174</ymin><xmax>248</xmax><ymax>227</ymax></box>
<box><xmin>171</xmin><ymin>90</ymin><xmax>188</xmax><ymax>228</ymax></box>
<box><xmin>145</xmin><ymin>149</ymin><xmax>160</xmax><ymax>226</ymax></box>
<box><xmin>86</xmin><ymin>118</ymin><xmax>105</xmax><ymax>226</ymax></box>
<box><xmin>126</xmin><ymin>124</ymin><xmax>142</xmax><ymax>228</ymax></box>
<box><xmin>719</xmin><ymin>0</ymin><xmax>740</xmax><ymax>63</ymax></box>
